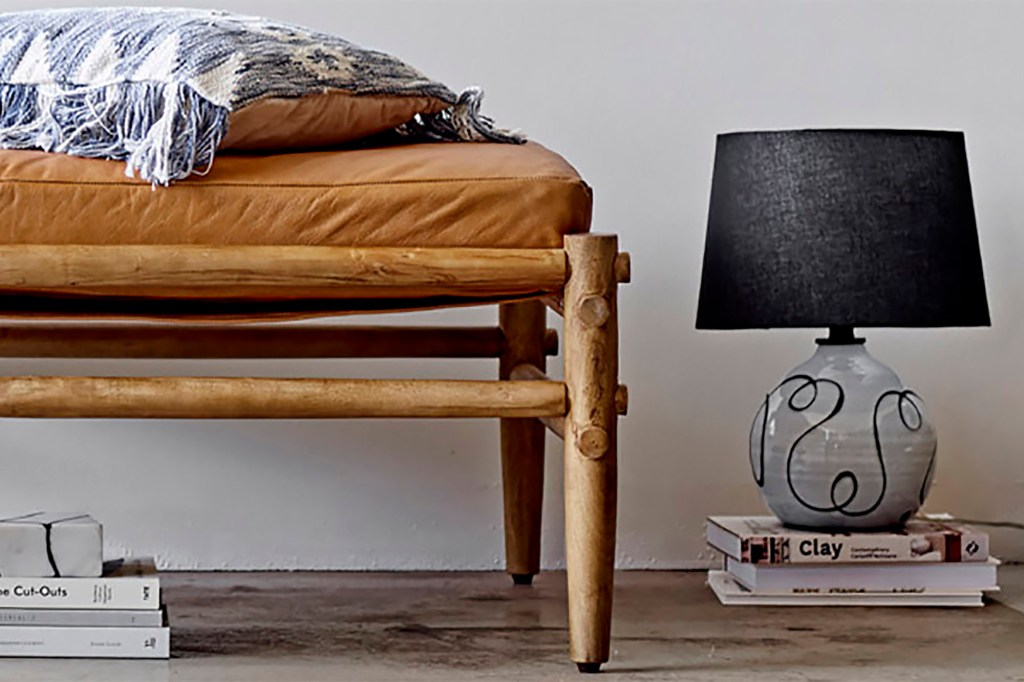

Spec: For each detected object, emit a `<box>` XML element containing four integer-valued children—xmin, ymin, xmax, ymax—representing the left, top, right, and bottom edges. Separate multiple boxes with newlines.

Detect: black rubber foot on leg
<box><xmin>577</xmin><ymin>662</ymin><xmax>603</xmax><ymax>674</ymax></box>
<box><xmin>511</xmin><ymin>573</ymin><xmax>534</xmax><ymax>586</ymax></box>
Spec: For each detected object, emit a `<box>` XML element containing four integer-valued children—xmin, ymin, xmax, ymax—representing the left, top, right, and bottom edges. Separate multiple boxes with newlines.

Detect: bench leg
<box><xmin>563</xmin><ymin>234</ymin><xmax>618</xmax><ymax>672</ymax></box>
<box><xmin>499</xmin><ymin>300</ymin><xmax>547</xmax><ymax>585</ymax></box>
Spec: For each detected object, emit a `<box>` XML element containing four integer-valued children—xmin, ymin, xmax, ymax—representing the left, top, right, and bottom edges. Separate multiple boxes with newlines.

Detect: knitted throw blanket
<box><xmin>0</xmin><ymin>8</ymin><xmax>521</xmax><ymax>184</ymax></box>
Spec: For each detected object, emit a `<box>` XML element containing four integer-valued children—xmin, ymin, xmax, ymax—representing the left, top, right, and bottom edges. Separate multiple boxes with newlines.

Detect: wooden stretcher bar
<box><xmin>0</xmin><ymin>323</ymin><xmax>559</xmax><ymax>359</ymax></box>
<box><xmin>0</xmin><ymin>245</ymin><xmax>568</xmax><ymax>299</ymax></box>
<box><xmin>0</xmin><ymin>376</ymin><xmax>567</xmax><ymax>419</ymax></box>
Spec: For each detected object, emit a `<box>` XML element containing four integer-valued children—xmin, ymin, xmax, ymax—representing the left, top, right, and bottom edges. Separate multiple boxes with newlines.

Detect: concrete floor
<box><xmin>2</xmin><ymin>568</ymin><xmax>1023</xmax><ymax>682</ymax></box>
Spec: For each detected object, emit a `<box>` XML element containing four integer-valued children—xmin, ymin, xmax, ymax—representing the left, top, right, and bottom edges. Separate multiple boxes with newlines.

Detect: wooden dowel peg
<box><xmin>615</xmin><ymin>253</ymin><xmax>631</xmax><ymax>284</ymax></box>
<box><xmin>542</xmin><ymin>328</ymin><xmax>560</xmax><ymax>356</ymax></box>
<box><xmin>578</xmin><ymin>296</ymin><xmax>611</xmax><ymax>328</ymax></box>
<box><xmin>615</xmin><ymin>385</ymin><xmax>629</xmax><ymax>416</ymax></box>
<box><xmin>576</xmin><ymin>425</ymin><xmax>609</xmax><ymax>460</ymax></box>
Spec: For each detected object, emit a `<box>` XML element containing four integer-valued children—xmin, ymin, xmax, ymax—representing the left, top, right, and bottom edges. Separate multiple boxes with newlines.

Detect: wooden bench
<box><xmin>0</xmin><ymin>235</ymin><xmax>629</xmax><ymax>672</ymax></box>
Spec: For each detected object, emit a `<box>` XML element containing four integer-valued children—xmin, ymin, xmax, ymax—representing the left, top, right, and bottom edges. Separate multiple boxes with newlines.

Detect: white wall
<box><xmin>0</xmin><ymin>0</ymin><xmax>1020</xmax><ymax>569</ymax></box>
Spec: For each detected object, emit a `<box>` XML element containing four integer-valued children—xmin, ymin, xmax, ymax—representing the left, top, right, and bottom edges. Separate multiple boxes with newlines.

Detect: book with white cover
<box><xmin>0</xmin><ymin>558</ymin><xmax>159</xmax><ymax>610</ymax></box>
<box><xmin>725</xmin><ymin>556</ymin><xmax>999</xmax><ymax>593</ymax></box>
<box><xmin>708</xmin><ymin>571</ymin><xmax>984</xmax><ymax>607</ymax></box>
<box><xmin>0</xmin><ymin>625</ymin><xmax>169</xmax><ymax>658</ymax></box>
<box><xmin>0</xmin><ymin>607</ymin><xmax>164</xmax><ymax>627</ymax></box>
<box><xmin>707</xmin><ymin>515</ymin><xmax>989</xmax><ymax>564</ymax></box>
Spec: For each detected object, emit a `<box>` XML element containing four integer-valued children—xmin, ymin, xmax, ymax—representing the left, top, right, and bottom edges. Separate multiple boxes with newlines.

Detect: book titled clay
<box><xmin>707</xmin><ymin>516</ymin><xmax>989</xmax><ymax>565</ymax></box>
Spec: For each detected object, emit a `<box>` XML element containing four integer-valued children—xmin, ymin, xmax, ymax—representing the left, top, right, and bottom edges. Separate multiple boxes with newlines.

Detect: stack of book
<box><xmin>0</xmin><ymin>512</ymin><xmax>168</xmax><ymax>658</ymax></box>
<box><xmin>706</xmin><ymin>515</ymin><xmax>999</xmax><ymax>607</ymax></box>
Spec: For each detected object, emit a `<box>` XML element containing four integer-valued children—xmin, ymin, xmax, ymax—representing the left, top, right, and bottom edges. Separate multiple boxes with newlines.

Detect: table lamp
<box><xmin>696</xmin><ymin>129</ymin><xmax>989</xmax><ymax>529</ymax></box>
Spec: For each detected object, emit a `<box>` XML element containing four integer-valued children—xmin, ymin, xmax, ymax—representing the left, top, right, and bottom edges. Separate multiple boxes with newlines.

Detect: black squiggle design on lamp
<box><xmin>752</xmin><ymin>375</ymin><xmax>846</xmax><ymax>507</ymax></box>
<box><xmin>801</xmin><ymin>389</ymin><xmax>893</xmax><ymax>519</ymax></box>
<box><xmin>779</xmin><ymin>377</ymin><xmax>868</xmax><ymax>515</ymax></box>
<box><xmin>751</xmin><ymin>375</ymin><xmax>842</xmax><ymax>488</ymax></box>
<box><xmin>754</xmin><ymin>382</ymin><xmax>935</xmax><ymax>520</ymax></box>
<box><xmin>872</xmin><ymin>390</ymin><xmax>930</xmax><ymax>516</ymax></box>
<box><xmin>750</xmin><ymin>392</ymin><xmax>770</xmax><ymax>487</ymax></box>
<box><xmin>753</xmin><ymin>375</ymin><xmax>916</xmax><ymax>518</ymax></box>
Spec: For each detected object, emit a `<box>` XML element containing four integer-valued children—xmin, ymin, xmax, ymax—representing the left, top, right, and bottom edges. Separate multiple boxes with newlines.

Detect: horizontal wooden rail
<box><xmin>0</xmin><ymin>377</ymin><xmax>566</xmax><ymax>419</ymax></box>
<box><xmin>511</xmin><ymin>363</ymin><xmax>627</xmax><ymax>438</ymax></box>
<box><xmin>511</xmin><ymin>363</ymin><xmax>566</xmax><ymax>439</ymax></box>
<box><xmin>0</xmin><ymin>324</ymin><xmax>559</xmax><ymax>359</ymax></box>
<box><xmin>0</xmin><ymin>246</ymin><xmax>567</xmax><ymax>300</ymax></box>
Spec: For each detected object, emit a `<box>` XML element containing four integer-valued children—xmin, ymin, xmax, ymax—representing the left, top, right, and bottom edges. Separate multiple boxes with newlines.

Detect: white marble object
<box><xmin>750</xmin><ymin>343</ymin><xmax>937</xmax><ymax>529</ymax></box>
<box><xmin>0</xmin><ymin>512</ymin><xmax>102</xmax><ymax>577</ymax></box>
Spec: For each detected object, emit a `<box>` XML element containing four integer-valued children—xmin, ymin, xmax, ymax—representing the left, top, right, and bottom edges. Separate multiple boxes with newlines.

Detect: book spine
<box><xmin>0</xmin><ymin>577</ymin><xmax>159</xmax><ymax>610</ymax></box>
<box><xmin>0</xmin><ymin>608</ymin><xmax>164</xmax><ymax>627</ymax></box>
<box><xmin>774</xmin><ymin>586</ymin><xmax>988</xmax><ymax>595</ymax></box>
<box><xmin>0</xmin><ymin>625</ymin><xmax>168</xmax><ymax>658</ymax></box>
<box><xmin>735</xmin><ymin>584</ymin><xmax>996</xmax><ymax>596</ymax></box>
<box><xmin>725</xmin><ymin>556</ymin><xmax>999</xmax><ymax>592</ymax></box>
<box><xmin>718</xmin><ymin>532</ymin><xmax>989</xmax><ymax>564</ymax></box>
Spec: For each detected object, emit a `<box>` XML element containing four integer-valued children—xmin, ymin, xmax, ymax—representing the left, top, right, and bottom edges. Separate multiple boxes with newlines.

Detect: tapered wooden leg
<box><xmin>563</xmin><ymin>234</ymin><xmax>618</xmax><ymax>671</ymax></box>
<box><xmin>499</xmin><ymin>300</ymin><xmax>548</xmax><ymax>584</ymax></box>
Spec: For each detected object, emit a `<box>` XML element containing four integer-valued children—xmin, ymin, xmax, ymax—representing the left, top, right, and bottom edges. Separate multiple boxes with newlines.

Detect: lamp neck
<box><xmin>816</xmin><ymin>325</ymin><xmax>866</xmax><ymax>346</ymax></box>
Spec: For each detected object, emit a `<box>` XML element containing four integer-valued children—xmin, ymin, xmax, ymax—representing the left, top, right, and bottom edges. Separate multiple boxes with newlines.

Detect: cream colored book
<box><xmin>0</xmin><ymin>558</ymin><xmax>159</xmax><ymax>610</ymax></box>
<box><xmin>0</xmin><ymin>624</ymin><xmax>169</xmax><ymax>658</ymax></box>
<box><xmin>708</xmin><ymin>571</ymin><xmax>984</xmax><ymax>607</ymax></box>
<box><xmin>724</xmin><ymin>556</ymin><xmax>999</xmax><ymax>593</ymax></box>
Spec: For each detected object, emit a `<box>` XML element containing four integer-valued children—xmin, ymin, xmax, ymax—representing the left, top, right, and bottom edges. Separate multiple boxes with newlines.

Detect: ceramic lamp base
<box><xmin>750</xmin><ymin>338</ymin><xmax>937</xmax><ymax>529</ymax></box>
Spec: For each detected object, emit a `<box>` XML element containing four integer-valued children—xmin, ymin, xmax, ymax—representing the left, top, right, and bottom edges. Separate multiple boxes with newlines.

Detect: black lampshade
<box><xmin>696</xmin><ymin>129</ymin><xmax>990</xmax><ymax>329</ymax></box>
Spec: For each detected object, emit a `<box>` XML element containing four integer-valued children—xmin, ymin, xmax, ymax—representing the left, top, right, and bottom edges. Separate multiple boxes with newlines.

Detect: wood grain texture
<box><xmin>615</xmin><ymin>384</ymin><xmax>629</xmax><ymax>417</ymax></box>
<box><xmin>509</xmin><ymin>363</ymin><xmax>566</xmax><ymax>439</ymax></box>
<box><xmin>0</xmin><ymin>323</ymin><xmax>559</xmax><ymax>359</ymax></box>
<box><xmin>0</xmin><ymin>245</ymin><xmax>566</xmax><ymax>300</ymax></box>
<box><xmin>0</xmin><ymin>377</ymin><xmax>566</xmax><ymax>419</ymax></box>
<box><xmin>615</xmin><ymin>252</ymin><xmax>632</xmax><ymax>284</ymax></box>
<box><xmin>542</xmin><ymin>295</ymin><xmax>565</xmax><ymax>317</ymax></box>
<box><xmin>499</xmin><ymin>301</ymin><xmax>550</xmax><ymax>578</ymax></box>
<box><xmin>562</xmin><ymin>234</ymin><xmax>619</xmax><ymax>667</ymax></box>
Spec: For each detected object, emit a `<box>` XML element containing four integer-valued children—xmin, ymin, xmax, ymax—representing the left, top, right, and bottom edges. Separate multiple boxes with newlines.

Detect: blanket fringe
<box><xmin>0</xmin><ymin>81</ymin><xmax>228</xmax><ymax>186</ymax></box>
<box><xmin>0</xmin><ymin>83</ymin><xmax>522</xmax><ymax>185</ymax></box>
<box><xmin>395</xmin><ymin>87</ymin><xmax>525</xmax><ymax>144</ymax></box>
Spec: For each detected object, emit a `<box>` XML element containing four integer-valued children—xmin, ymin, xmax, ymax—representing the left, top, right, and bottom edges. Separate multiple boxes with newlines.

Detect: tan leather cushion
<box><xmin>221</xmin><ymin>91</ymin><xmax>451</xmax><ymax>150</ymax></box>
<box><xmin>0</xmin><ymin>141</ymin><xmax>591</xmax><ymax>249</ymax></box>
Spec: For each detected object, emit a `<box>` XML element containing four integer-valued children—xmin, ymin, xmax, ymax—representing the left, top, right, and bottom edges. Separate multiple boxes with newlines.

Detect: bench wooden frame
<box><xmin>0</xmin><ymin>233</ymin><xmax>628</xmax><ymax>672</ymax></box>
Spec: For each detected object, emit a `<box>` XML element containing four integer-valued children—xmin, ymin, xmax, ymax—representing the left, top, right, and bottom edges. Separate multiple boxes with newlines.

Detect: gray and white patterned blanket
<box><xmin>0</xmin><ymin>7</ymin><xmax>520</xmax><ymax>184</ymax></box>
